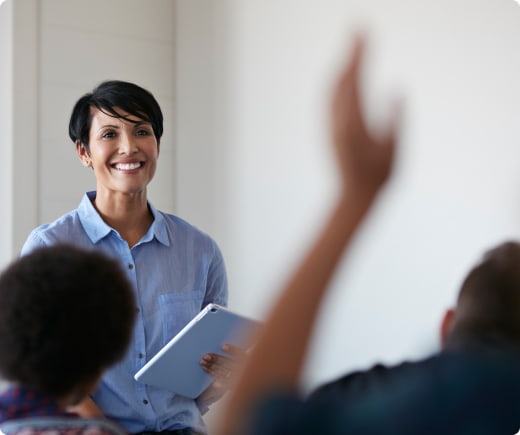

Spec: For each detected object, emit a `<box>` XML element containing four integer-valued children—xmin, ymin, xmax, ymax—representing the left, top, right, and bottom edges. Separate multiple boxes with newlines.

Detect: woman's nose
<box><xmin>119</xmin><ymin>134</ymin><xmax>138</xmax><ymax>154</ymax></box>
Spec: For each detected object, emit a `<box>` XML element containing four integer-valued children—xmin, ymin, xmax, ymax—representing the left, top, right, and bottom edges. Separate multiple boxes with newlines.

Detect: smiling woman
<box><xmin>76</xmin><ymin>107</ymin><xmax>159</xmax><ymax>247</ymax></box>
<box><xmin>19</xmin><ymin>80</ymin><xmax>237</xmax><ymax>435</ymax></box>
<box><xmin>69</xmin><ymin>82</ymin><xmax>162</xmax><ymax>247</ymax></box>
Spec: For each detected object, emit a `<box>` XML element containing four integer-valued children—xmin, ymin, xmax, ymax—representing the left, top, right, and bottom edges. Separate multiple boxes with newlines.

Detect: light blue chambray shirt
<box><xmin>20</xmin><ymin>191</ymin><xmax>228</xmax><ymax>434</ymax></box>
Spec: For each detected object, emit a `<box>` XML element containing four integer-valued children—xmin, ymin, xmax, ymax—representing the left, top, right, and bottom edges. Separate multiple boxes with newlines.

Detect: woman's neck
<box><xmin>92</xmin><ymin>190</ymin><xmax>154</xmax><ymax>247</ymax></box>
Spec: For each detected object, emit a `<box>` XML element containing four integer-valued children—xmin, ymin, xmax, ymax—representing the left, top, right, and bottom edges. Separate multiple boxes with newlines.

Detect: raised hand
<box><xmin>331</xmin><ymin>35</ymin><xmax>400</xmax><ymax>200</ymax></box>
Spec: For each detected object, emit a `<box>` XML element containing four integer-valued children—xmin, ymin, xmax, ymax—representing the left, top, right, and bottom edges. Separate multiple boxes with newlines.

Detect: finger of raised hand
<box><xmin>331</xmin><ymin>34</ymin><xmax>367</xmax><ymax>163</ymax></box>
<box><xmin>331</xmin><ymin>34</ymin><xmax>401</xmax><ymax>196</ymax></box>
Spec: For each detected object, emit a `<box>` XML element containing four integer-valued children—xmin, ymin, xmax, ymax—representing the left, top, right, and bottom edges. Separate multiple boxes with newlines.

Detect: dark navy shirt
<box><xmin>251</xmin><ymin>352</ymin><xmax>520</xmax><ymax>435</ymax></box>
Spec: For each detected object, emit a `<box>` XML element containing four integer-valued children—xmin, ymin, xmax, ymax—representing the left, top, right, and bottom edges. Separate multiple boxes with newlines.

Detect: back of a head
<box><xmin>0</xmin><ymin>245</ymin><xmax>136</xmax><ymax>397</ymax></box>
<box><xmin>445</xmin><ymin>241</ymin><xmax>520</xmax><ymax>353</ymax></box>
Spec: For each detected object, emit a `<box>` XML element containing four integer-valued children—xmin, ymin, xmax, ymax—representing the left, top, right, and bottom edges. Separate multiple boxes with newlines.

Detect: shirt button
<box><xmin>136</xmin><ymin>307</ymin><xmax>140</xmax><ymax>313</ymax></box>
<box><xmin>143</xmin><ymin>399</ymin><xmax>148</xmax><ymax>405</ymax></box>
<box><xmin>138</xmin><ymin>353</ymin><xmax>144</xmax><ymax>359</ymax></box>
<box><xmin>128</xmin><ymin>264</ymin><xmax>134</xmax><ymax>270</ymax></box>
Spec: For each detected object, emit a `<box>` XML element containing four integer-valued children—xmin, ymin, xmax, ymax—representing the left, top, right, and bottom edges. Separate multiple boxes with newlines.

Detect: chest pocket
<box><xmin>159</xmin><ymin>290</ymin><xmax>204</xmax><ymax>344</ymax></box>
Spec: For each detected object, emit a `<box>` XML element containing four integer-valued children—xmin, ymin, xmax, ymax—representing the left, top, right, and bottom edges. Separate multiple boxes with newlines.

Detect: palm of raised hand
<box><xmin>331</xmin><ymin>36</ymin><xmax>399</xmax><ymax>197</ymax></box>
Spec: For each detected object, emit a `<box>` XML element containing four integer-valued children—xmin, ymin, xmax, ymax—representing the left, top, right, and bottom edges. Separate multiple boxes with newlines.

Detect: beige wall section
<box><xmin>12</xmin><ymin>0</ymin><xmax>39</xmax><ymax>260</ymax></box>
<box><xmin>0</xmin><ymin>0</ymin><xmax>39</xmax><ymax>268</ymax></box>
<box><xmin>0</xmin><ymin>0</ymin><xmax>14</xmax><ymax>270</ymax></box>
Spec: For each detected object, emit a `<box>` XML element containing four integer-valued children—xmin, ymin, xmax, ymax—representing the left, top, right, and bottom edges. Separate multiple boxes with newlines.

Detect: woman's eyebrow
<box><xmin>96</xmin><ymin>124</ymin><xmax>120</xmax><ymax>132</ymax></box>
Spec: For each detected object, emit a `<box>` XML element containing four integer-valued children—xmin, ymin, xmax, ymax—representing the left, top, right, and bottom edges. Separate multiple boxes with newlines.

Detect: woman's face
<box><xmin>79</xmin><ymin>107</ymin><xmax>160</xmax><ymax>198</ymax></box>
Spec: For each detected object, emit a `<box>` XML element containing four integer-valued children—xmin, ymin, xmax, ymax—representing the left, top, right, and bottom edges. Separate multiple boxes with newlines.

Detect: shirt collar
<box><xmin>78</xmin><ymin>191</ymin><xmax>170</xmax><ymax>247</ymax></box>
<box><xmin>143</xmin><ymin>201</ymin><xmax>170</xmax><ymax>246</ymax></box>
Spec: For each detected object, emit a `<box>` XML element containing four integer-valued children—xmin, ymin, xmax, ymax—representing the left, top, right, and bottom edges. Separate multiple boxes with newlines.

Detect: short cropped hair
<box><xmin>69</xmin><ymin>80</ymin><xmax>164</xmax><ymax>148</ymax></box>
<box><xmin>0</xmin><ymin>245</ymin><xmax>136</xmax><ymax>397</ymax></box>
<box><xmin>446</xmin><ymin>241</ymin><xmax>520</xmax><ymax>353</ymax></box>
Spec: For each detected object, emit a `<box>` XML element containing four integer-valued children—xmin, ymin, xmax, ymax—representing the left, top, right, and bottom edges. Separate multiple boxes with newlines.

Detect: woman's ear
<box><xmin>76</xmin><ymin>141</ymin><xmax>92</xmax><ymax>168</ymax></box>
<box><xmin>440</xmin><ymin>308</ymin><xmax>455</xmax><ymax>349</ymax></box>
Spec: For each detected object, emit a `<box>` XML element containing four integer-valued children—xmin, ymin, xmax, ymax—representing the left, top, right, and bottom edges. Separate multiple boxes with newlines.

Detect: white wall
<box><xmin>175</xmin><ymin>0</ymin><xmax>520</xmax><ymax>395</ymax></box>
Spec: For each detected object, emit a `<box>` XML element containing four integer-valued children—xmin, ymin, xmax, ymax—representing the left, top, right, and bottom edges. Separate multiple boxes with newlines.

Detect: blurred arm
<box><xmin>215</xmin><ymin>34</ymin><xmax>401</xmax><ymax>435</ymax></box>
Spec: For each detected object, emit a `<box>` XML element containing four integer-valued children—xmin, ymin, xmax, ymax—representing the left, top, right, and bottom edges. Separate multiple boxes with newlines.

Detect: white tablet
<box><xmin>134</xmin><ymin>303</ymin><xmax>261</xmax><ymax>399</ymax></box>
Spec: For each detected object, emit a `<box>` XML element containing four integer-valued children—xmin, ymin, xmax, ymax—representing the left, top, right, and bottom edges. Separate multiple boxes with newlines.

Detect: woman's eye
<box><xmin>136</xmin><ymin>129</ymin><xmax>150</xmax><ymax>136</ymax></box>
<box><xmin>102</xmin><ymin>131</ymin><xmax>116</xmax><ymax>139</ymax></box>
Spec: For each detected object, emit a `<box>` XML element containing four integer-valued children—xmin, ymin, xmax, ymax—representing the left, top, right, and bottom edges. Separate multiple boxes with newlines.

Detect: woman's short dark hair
<box><xmin>0</xmin><ymin>244</ymin><xmax>136</xmax><ymax>397</ymax></box>
<box><xmin>69</xmin><ymin>80</ymin><xmax>164</xmax><ymax>149</ymax></box>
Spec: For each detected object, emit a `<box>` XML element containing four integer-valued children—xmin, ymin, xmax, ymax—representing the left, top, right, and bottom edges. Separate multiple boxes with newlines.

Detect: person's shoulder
<box><xmin>21</xmin><ymin>210</ymin><xmax>82</xmax><ymax>251</ymax></box>
<box><xmin>308</xmin><ymin>360</ymin><xmax>395</xmax><ymax>402</ymax></box>
<box><xmin>307</xmin><ymin>356</ymin><xmax>431</xmax><ymax>408</ymax></box>
<box><xmin>34</xmin><ymin>209</ymin><xmax>82</xmax><ymax>232</ymax></box>
<box><xmin>29</xmin><ymin>193</ymin><xmax>91</xmax><ymax>238</ymax></box>
<box><xmin>156</xmin><ymin>210</ymin><xmax>218</xmax><ymax>243</ymax></box>
<box><xmin>151</xmin><ymin>207</ymin><xmax>225</xmax><ymax>261</ymax></box>
<box><xmin>156</xmin><ymin>209</ymin><xmax>200</xmax><ymax>230</ymax></box>
<box><xmin>437</xmin><ymin>350</ymin><xmax>520</xmax><ymax>390</ymax></box>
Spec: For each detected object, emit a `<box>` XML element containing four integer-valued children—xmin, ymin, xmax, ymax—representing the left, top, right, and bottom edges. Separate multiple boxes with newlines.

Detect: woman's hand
<box><xmin>198</xmin><ymin>344</ymin><xmax>247</xmax><ymax>404</ymax></box>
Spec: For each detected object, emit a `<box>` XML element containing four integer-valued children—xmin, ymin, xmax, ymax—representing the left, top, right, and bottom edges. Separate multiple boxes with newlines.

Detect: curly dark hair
<box><xmin>0</xmin><ymin>244</ymin><xmax>136</xmax><ymax>397</ymax></box>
